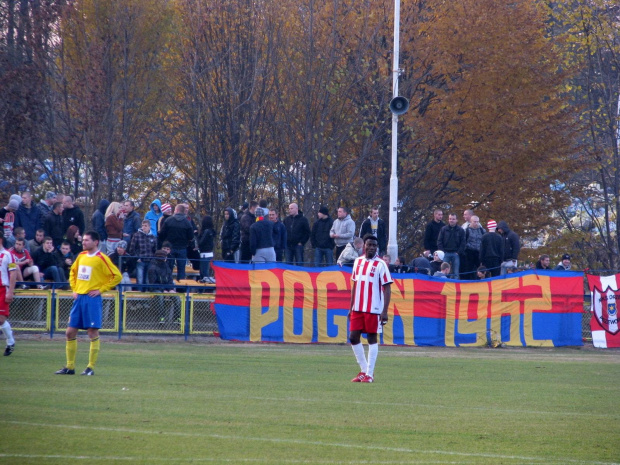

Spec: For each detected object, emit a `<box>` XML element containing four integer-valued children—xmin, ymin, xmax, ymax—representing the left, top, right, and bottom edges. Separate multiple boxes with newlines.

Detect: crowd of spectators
<box><xmin>1</xmin><ymin>192</ymin><xmax>575</xmax><ymax>291</ymax></box>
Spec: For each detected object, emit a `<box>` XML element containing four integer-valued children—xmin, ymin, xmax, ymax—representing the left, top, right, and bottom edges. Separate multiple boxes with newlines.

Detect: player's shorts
<box><xmin>68</xmin><ymin>294</ymin><xmax>102</xmax><ymax>329</ymax></box>
<box><xmin>349</xmin><ymin>311</ymin><xmax>381</xmax><ymax>334</ymax></box>
<box><xmin>0</xmin><ymin>286</ymin><xmax>10</xmax><ymax>317</ymax></box>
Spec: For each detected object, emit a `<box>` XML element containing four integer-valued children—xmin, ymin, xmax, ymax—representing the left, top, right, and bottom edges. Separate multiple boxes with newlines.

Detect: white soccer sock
<box><xmin>351</xmin><ymin>343</ymin><xmax>367</xmax><ymax>372</ymax></box>
<box><xmin>1</xmin><ymin>321</ymin><xmax>15</xmax><ymax>345</ymax></box>
<box><xmin>366</xmin><ymin>343</ymin><xmax>379</xmax><ymax>377</ymax></box>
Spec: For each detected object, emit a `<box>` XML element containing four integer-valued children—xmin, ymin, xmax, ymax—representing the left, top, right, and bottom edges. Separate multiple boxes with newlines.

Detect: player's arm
<box><xmin>6</xmin><ymin>262</ymin><xmax>17</xmax><ymax>303</ymax></box>
<box><xmin>99</xmin><ymin>254</ymin><xmax>122</xmax><ymax>293</ymax></box>
<box><xmin>69</xmin><ymin>253</ymin><xmax>80</xmax><ymax>293</ymax></box>
<box><xmin>381</xmin><ymin>283</ymin><xmax>391</xmax><ymax>325</ymax></box>
<box><xmin>348</xmin><ymin>280</ymin><xmax>357</xmax><ymax>318</ymax></box>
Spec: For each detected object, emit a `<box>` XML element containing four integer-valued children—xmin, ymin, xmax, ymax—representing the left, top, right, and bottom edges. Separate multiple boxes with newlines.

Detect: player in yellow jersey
<box><xmin>55</xmin><ymin>231</ymin><xmax>121</xmax><ymax>375</ymax></box>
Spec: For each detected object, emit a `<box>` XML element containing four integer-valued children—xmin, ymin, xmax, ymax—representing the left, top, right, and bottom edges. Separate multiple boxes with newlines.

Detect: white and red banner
<box><xmin>587</xmin><ymin>274</ymin><xmax>620</xmax><ymax>348</ymax></box>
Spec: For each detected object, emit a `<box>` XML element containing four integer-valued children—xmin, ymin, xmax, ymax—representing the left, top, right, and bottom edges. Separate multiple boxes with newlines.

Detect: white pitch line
<box><xmin>0</xmin><ymin>454</ymin><xmax>479</xmax><ymax>464</ymax></box>
<box><xmin>6</xmin><ymin>421</ymin><xmax>619</xmax><ymax>465</ymax></box>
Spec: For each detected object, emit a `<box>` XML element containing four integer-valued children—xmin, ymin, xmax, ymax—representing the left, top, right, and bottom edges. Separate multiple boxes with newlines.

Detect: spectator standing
<box><xmin>479</xmin><ymin>220</ymin><xmax>503</xmax><ymax>277</ymax></box>
<box><xmin>43</xmin><ymin>202</ymin><xmax>64</xmax><ymax>248</ymax></box>
<box><xmin>37</xmin><ymin>191</ymin><xmax>56</xmax><ymax>221</ymax></box>
<box><xmin>497</xmin><ymin>221</ymin><xmax>520</xmax><ymax>275</ymax></box>
<box><xmin>461</xmin><ymin>215</ymin><xmax>485</xmax><ymax>280</ymax></box>
<box><xmin>28</xmin><ymin>229</ymin><xmax>45</xmax><ymax>256</ymax></box>
<box><xmin>250</xmin><ymin>208</ymin><xmax>275</xmax><ymax>263</ymax></box>
<box><xmin>423</xmin><ymin>209</ymin><xmax>445</xmax><ymax>255</ymax></box>
<box><xmin>359</xmin><ymin>207</ymin><xmax>387</xmax><ymax>256</ymax></box>
<box><xmin>121</xmin><ymin>200</ymin><xmax>141</xmax><ymax>245</ymax></box>
<box><xmin>157</xmin><ymin>203</ymin><xmax>173</xmax><ymax>247</ymax></box>
<box><xmin>437</xmin><ymin>213</ymin><xmax>465</xmax><ymax>279</ymax></box>
<box><xmin>145</xmin><ymin>199</ymin><xmax>163</xmax><ymax>239</ymax></box>
<box><xmin>33</xmin><ymin>236</ymin><xmax>66</xmax><ymax>283</ymax></box>
<box><xmin>220</xmin><ymin>207</ymin><xmax>240</xmax><ymax>263</ymax></box>
<box><xmin>0</xmin><ymin>197</ymin><xmax>19</xmax><ymax>248</ymax></box>
<box><xmin>239</xmin><ymin>201</ymin><xmax>258</xmax><ymax>263</ymax></box>
<box><xmin>198</xmin><ymin>216</ymin><xmax>216</xmax><ymax>282</ymax></box>
<box><xmin>462</xmin><ymin>209</ymin><xmax>473</xmax><ymax>229</ymax></box>
<box><xmin>15</xmin><ymin>192</ymin><xmax>41</xmax><ymax>240</ymax></box>
<box><xmin>104</xmin><ymin>202</ymin><xmax>124</xmax><ymax>255</ymax></box>
<box><xmin>158</xmin><ymin>204</ymin><xmax>194</xmax><ymax>280</ymax></box>
<box><xmin>311</xmin><ymin>206</ymin><xmax>334</xmax><ymax>267</ymax></box>
<box><xmin>269</xmin><ymin>209</ymin><xmax>287</xmax><ymax>262</ymax></box>
<box><xmin>284</xmin><ymin>203</ymin><xmax>311</xmax><ymax>266</ymax></box>
<box><xmin>129</xmin><ymin>220</ymin><xmax>157</xmax><ymax>288</ymax></box>
<box><xmin>555</xmin><ymin>254</ymin><xmax>572</xmax><ymax>271</ymax></box>
<box><xmin>91</xmin><ymin>199</ymin><xmax>109</xmax><ymax>251</ymax></box>
<box><xmin>536</xmin><ymin>254</ymin><xmax>551</xmax><ymax>270</ymax></box>
<box><xmin>330</xmin><ymin>206</ymin><xmax>355</xmax><ymax>260</ymax></box>
<box><xmin>62</xmin><ymin>195</ymin><xmax>85</xmax><ymax>235</ymax></box>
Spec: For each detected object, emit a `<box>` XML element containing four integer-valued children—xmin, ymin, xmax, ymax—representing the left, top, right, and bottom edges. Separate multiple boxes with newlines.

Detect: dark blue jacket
<box><xmin>16</xmin><ymin>204</ymin><xmax>41</xmax><ymax>240</ymax></box>
<box><xmin>272</xmin><ymin>220</ymin><xmax>287</xmax><ymax>252</ymax></box>
<box><xmin>250</xmin><ymin>218</ymin><xmax>274</xmax><ymax>256</ymax></box>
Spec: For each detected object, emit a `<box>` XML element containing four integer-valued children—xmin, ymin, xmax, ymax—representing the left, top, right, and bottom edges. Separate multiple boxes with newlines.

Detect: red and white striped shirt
<box><xmin>351</xmin><ymin>255</ymin><xmax>393</xmax><ymax>314</ymax></box>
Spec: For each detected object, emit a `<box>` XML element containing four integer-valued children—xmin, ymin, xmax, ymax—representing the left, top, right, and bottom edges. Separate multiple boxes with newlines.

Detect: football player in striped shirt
<box><xmin>55</xmin><ymin>231</ymin><xmax>121</xmax><ymax>376</ymax></box>
<box><xmin>348</xmin><ymin>234</ymin><xmax>392</xmax><ymax>383</ymax></box>
<box><xmin>0</xmin><ymin>234</ymin><xmax>17</xmax><ymax>356</ymax></box>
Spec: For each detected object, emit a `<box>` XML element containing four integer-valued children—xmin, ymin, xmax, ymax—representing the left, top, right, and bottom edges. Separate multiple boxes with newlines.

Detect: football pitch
<box><xmin>1</xmin><ymin>339</ymin><xmax>619</xmax><ymax>465</ymax></box>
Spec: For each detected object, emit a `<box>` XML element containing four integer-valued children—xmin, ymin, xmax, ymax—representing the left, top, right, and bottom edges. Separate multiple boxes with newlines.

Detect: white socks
<box><xmin>367</xmin><ymin>343</ymin><xmax>378</xmax><ymax>377</ymax></box>
<box><xmin>351</xmin><ymin>343</ymin><xmax>367</xmax><ymax>373</ymax></box>
<box><xmin>1</xmin><ymin>321</ymin><xmax>14</xmax><ymax>345</ymax></box>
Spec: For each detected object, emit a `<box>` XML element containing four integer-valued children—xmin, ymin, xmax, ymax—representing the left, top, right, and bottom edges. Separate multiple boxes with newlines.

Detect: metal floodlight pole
<box><xmin>387</xmin><ymin>0</ymin><xmax>401</xmax><ymax>261</ymax></box>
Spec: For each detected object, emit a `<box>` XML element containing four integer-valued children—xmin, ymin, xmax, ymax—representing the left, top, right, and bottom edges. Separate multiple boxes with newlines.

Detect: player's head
<box><xmin>362</xmin><ymin>234</ymin><xmax>378</xmax><ymax>259</ymax></box>
<box><xmin>82</xmin><ymin>231</ymin><xmax>100</xmax><ymax>251</ymax></box>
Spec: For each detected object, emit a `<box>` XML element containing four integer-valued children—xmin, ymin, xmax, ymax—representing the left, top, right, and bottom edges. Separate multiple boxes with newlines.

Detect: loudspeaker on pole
<box><xmin>389</xmin><ymin>96</ymin><xmax>409</xmax><ymax>115</ymax></box>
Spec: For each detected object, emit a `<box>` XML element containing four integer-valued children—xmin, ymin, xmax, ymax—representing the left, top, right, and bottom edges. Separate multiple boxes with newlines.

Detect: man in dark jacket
<box><xmin>61</xmin><ymin>195</ymin><xmax>85</xmax><ymax>235</ymax></box>
<box><xmin>437</xmin><ymin>213</ymin><xmax>465</xmax><ymax>279</ymax></box>
<box><xmin>497</xmin><ymin>220</ymin><xmax>520</xmax><ymax>275</ymax></box>
<box><xmin>158</xmin><ymin>204</ymin><xmax>194</xmax><ymax>280</ymax></box>
<box><xmin>359</xmin><ymin>208</ymin><xmax>387</xmax><ymax>256</ymax></box>
<box><xmin>15</xmin><ymin>192</ymin><xmax>41</xmax><ymax>240</ymax></box>
<box><xmin>311</xmin><ymin>206</ymin><xmax>334</xmax><ymax>266</ymax></box>
<box><xmin>220</xmin><ymin>207</ymin><xmax>240</xmax><ymax>262</ymax></box>
<box><xmin>43</xmin><ymin>202</ymin><xmax>65</xmax><ymax>248</ymax></box>
<box><xmin>91</xmin><ymin>199</ymin><xmax>109</xmax><ymax>249</ymax></box>
<box><xmin>284</xmin><ymin>203</ymin><xmax>311</xmax><ymax>266</ymax></box>
<box><xmin>121</xmin><ymin>200</ymin><xmax>142</xmax><ymax>245</ymax></box>
<box><xmin>32</xmin><ymin>236</ymin><xmax>66</xmax><ymax>283</ymax></box>
<box><xmin>423</xmin><ymin>209</ymin><xmax>445</xmax><ymax>255</ymax></box>
<box><xmin>479</xmin><ymin>220</ymin><xmax>503</xmax><ymax>277</ymax></box>
<box><xmin>148</xmin><ymin>249</ymin><xmax>180</xmax><ymax>324</ymax></box>
<box><xmin>250</xmin><ymin>208</ymin><xmax>275</xmax><ymax>263</ymax></box>
<box><xmin>239</xmin><ymin>201</ymin><xmax>257</xmax><ymax>263</ymax></box>
<box><xmin>269</xmin><ymin>209</ymin><xmax>287</xmax><ymax>262</ymax></box>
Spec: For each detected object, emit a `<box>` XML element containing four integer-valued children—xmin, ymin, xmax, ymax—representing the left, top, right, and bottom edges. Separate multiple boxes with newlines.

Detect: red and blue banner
<box><xmin>587</xmin><ymin>274</ymin><xmax>620</xmax><ymax>348</ymax></box>
<box><xmin>213</xmin><ymin>263</ymin><xmax>584</xmax><ymax>347</ymax></box>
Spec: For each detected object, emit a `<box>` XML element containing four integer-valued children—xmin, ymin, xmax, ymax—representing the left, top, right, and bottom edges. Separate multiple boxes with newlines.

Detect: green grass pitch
<box><xmin>1</xmin><ymin>339</ymin><xmax>619</xmax><ymax>464</ymax></box>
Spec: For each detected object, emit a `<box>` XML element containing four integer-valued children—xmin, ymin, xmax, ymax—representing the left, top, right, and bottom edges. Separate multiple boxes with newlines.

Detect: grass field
<box><xmin>1</xmin><ymin>338</ymin><xmax>619</xmax><ymax>465</ymax></box>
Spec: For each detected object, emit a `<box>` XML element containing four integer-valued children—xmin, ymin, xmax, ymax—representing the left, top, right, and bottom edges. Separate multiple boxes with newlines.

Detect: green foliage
<box><xmin>2</xmin><ymin>340</ymin><xmax>619</xmax><ymax>464</ymax></box>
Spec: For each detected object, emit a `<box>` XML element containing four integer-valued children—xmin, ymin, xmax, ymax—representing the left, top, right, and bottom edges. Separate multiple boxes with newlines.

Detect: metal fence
<box><xmin>8</xmin><ymin>284</ymin><xmax>593</xmax><ymax>341</ymax></box>
<box><xmin>9</xmin><ymin>285</ymin><xmax>217</xmax><ymax>339</ymax></box>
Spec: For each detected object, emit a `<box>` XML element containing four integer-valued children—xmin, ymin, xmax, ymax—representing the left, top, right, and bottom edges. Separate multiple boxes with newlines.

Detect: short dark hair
<box><xmin>362</xmin><ymin>234</ymin><xmax>378</xmax><ymax>244</ymax></box>
<box><xmin>339</xmin><ymin>206</ymin><xmax>349</xmax><ymax>214</ymax></box>
<box><xmin>259</xmin><ymin>199</ymin><xmax>268</xmax><ymax>208</ymax></box>
<box><xmin>83</xmin><ymin>230</ymin><xmax>100</xmax><ymax>242</ymax></box>
<box><xmin>61</xmin><ymin>241</ymin><xmax>71</xmax><ymax>247</ymax></box>
<box><xmin>43</xmin><ymin>236</ymin><xmax>53</xmax><ymax>243</ymax></box>
<box><xmin>249</xmin><ymin>201</ymin><xmax>259</xmax><ymax>208</ymax></box>
<box><xmin>52</xmin><ymin>202</ymin><xmax>62</xmax><ymax>211</ymax></box>
<box><xmin>162</xmin><ymin>241</ymin><xmax>172</xmax><ymax>249</ymax></box>
<box><xmin>36</xmin><ymin>228</ymin><xmax>45</xmax><ymax>234</ymax></box>
<box><xmin>14</xmin><ymin>238</ymin><xmax>24</xmax><ymax>244</ymax></box>
<box><xmin>124</xmin><ymin>200</ymin><xmax>135</xmax><ymax>207</ymax></box>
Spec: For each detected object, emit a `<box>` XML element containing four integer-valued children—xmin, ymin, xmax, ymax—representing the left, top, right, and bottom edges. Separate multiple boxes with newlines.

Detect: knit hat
<box><xmin>319</xmin><ymin>206</ymin><xmax>329</xmax><ymax>216</ymax></box>
<box><xmin>155</xmin><ymin>250</ymin><xmax>168</xmax><ymax>259</ymax></box>
<box><xmin>487</xmin><ymin>220</ymin><xmax>497</xmax><ymax>232</ymax></box>
<box><xmin>562</xmin><ymin>254</ymin><xmax>571</xmax><ymax>261</ymax></box>
<box><xmin>116</xmin><ymin>240</ymin><xmax>127</xmax><ymax>249</ymax></box>
<box><xmin>255</xmin><ymin>207</ymin><xmax>265</xmax><ymax>217</ymax></box>
<box><xmin>161</xmin><ymin>203</ymin><xmax>172</xmax><ymax>215</ymax></box>
<box><xmin>7</xmin><ymin>199</ymin><xmax>19</xmax><ymax>210</ymax></box>
<box><xmin>434</xmin><ymin>250</ymin><xmax>445</xmax><ymax>261</ymax></box>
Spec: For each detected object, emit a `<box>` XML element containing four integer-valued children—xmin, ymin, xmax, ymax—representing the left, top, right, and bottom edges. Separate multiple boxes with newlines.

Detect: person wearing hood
<box><xmin>198</xmin><ymin>215</ymin><xmax>216</xmax><ymax>282</ymax></box>
<box><xmin>91</xmin><ymin>199</ymin><xmax>109</xmax><ymax>251</ymax></box>
<box><xmin>15</xmin><ymin>192</ymin><xmax>41</xmax><ymax>240</ymax></box>
<box><xmin>0</xmin><ymin>197</ymin><xmax>20</xmax><ymax>248</ymax></box>
<box><xmin>239</xmin><ymin>201</ymin><xmax>258</xmax><ymax>263</ymax></box>
<box><xmin>330</xmin><ymin>206</ymin><xmax>355</xmax><ymax>260</ymax></box>
<box><xmin>359</xmin><ymin>207</ymin><xmax>387</xmax><ymax>256</ymax></box>
<box><xmin>284</xmin><ymin>202</ymin><xmax>311</xmax><ymax>266</ymax></box>
<box><xmin>220</xmin><ymin>207</ymin><xmax>240</xmax><ymax>263</ymax></box>
<box><xmin>158</xmin><ymin>204</ymin><xmax>194</xmax><ymax>280</ymax></box>
<box><xmin>497</xmin><ymin>220</ymin><xmax>520</xmax><ymax>275</ymax></box>
<box><xmin>145</xmin><ymin>199</ymin><xmax>162</xmax><ymax>238</ymax></box>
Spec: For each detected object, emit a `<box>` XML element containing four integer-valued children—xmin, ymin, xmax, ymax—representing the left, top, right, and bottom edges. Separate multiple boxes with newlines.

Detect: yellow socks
<box><xmin>66</xmin><ymin>338</ymin><xmax>77</xmax><ymax>370</ymax></box>
<box><xmin>88</xmin><ymin>337</ymin><xmax>100</xmax><ymax>369</ymax></box>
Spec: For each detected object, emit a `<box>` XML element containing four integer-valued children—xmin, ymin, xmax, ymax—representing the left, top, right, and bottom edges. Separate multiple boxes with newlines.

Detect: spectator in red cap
<box><xmin>479</xmin><ymin>220</ymin><xmax>503</xmax><ymax>277</ymax></box>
